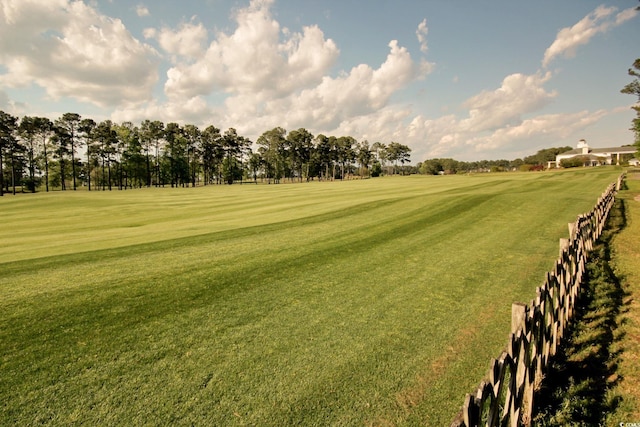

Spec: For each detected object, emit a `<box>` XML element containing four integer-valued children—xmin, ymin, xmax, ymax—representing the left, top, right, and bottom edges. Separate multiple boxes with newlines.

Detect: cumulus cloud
<box><xmin>543</xmin><ymin>5</ymin><xmax>638</xmax><ymax>68</ymax></box>
<box><xmin>0</xmin><ymin>0</ymin><xmax>159</xmax><ymax>107</ymax></box>
<box><xmin>388</xmin><ymin>68</ymin><xmax>613</xmax><ymax>161</ymax></box>
<box><xmin>162</xmin><ymin>0</ymin><xmax>339</xmax><ymax>100</ymax></box>
<box><xmin>219</xmin><ymin>39</ymin><xmax>426</xmax><ymax>138</ymax></box>
<box><xmin>331</xmin><ymin>107</ymin><xmax>414</xmax><ymax>147</ymax></box>
<box><xmin>407</xmin><ymin>5</ymin><xmax>634</xmax><ymax>160</ymax></box>
<box><xmin>4</xmin><ymin>0</ymin><xmax>623</xmax><ymax>162</ymax></box>
<box><xmin>460</xmin><ymin>72</ymin><xmax>557</xmax><ymax>132</ymax></box>
<box><xmin>112</xmin><ymin>95</ymin><xmax>215</xmax><ymax>126</ymax></box>
<box><xmin>110</xmin><ymin>1</ymin><xmax>634</xmax><ymax>160</ymax></box>
<box><xmin>130</xmin><ymin>0</ymin><xmax>429</xmax><ymax>138</ymax></box>
<box><xmin>396</xmin><ymin>1</ymin><xmax>640</xmax><ymax>163</ymax></box>
<box><xmin>402</xmin><ymin>107</ymin><xmax>611</xmax><ymax>162</ymax></box>
<box><xmin>150</xmin><ymin>20</ymin><xmax>208</xmax><ymax>61</ymax></box>
<box><xmin>465</xmin><ymin>110</ymin><xmax>609</xmax><ymax>153</ymax></box>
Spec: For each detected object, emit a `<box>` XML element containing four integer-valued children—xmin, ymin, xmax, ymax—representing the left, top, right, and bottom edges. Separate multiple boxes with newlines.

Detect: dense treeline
<box><xmin>416</xmin><ymin>146</ymin><xmax>572</xmax><ymax>175</ymax></box>
<box><xmin>0</xmin><ymin>110</ymin><xmax>412</xmax><ymax>195</ymax></box>
<box><xmin>0</xmin><ymin>109</ymin><xmax>578</xmax><ymax>196</ymax></box>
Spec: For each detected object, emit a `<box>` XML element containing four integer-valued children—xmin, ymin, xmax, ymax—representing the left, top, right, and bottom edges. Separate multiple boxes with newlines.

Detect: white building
<box><xmin>549</xmin><ymin>139</ymin><xmax>637</xmax><ymax>168</ymax></box>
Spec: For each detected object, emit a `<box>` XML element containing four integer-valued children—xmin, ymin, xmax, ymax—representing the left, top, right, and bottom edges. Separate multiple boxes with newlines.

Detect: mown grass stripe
<box><xmin>0</xmin><ymin>168</ymin><xmax>623</xmax><ymax>426</ymax></box>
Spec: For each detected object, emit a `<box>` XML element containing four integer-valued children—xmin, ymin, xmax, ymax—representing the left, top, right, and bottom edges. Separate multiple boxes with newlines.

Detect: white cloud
<box><xmin>5</xmin><ymin>0</ymin><xmax>617</xmax><ymax>163</ymax></box>
<box><xmin>134</xmin><ymin>0</ymin><xmax>430</xmax><ymax>138</ymax></box>
<box><xmin>615</xmin><ymin>7</ymin><xmax>638</xmax><ymax>25</ymax></box>
<box><xmin>416</xmin><ymin>18</ymin><xmax>428</xmax><ymax>54</ymax></box>
<box><xmin>0</xmin><ymin>89</ymin><xmax>26</xmax><ymax>116</ymax></box>
<box><xmin>542</xmin><ymin>5</ymin><xmax>639</xmax><ymax>68</ymax></box>
<box><xmin>152</xmin><ymin>20</ymin><xmax>208</xmax><ymax>61</ymax></box>
<box><xmin>384</xmin><ymin>68</ymin><xmax>613</xmax><ymax>161</ymax></box>
<box><xmin>465</xmin><ymin>110</ymin><xmax>609</xmax><ymax>153</ymax></box>
<box><xmin>143</xmin><ymin>27</ymin><xmax>156</xmax><ymax>39</ymax></box>
<box><xmin>0</xmin><ymin>0</ymin><xmax>159</xmax><ymax>107</ymax></box>
<box><xmin>163</xmin><ymin>0</ymin><xmax>339</xmax><ymax>100</ymax></box>
<box><xmin>112</xmin><ymin>96</ymin><xmax>215</xmax><ymax>126</ymax></box>
<box><xmin>460</xmin><ymin>72</ymin><xmax>557</xmax><ymax>132</ymax></box>
<box><xmin>333</xmin><ymin>107</ymin><xmax>414</xmax><ymax>144</ymax></box>
<box><xmin>136</xmin><ymin>4</ymin><xmax>150</xmax><ymax>17</ymax></box>
<box><xmin>397</xmin><ymin>107</ymin><xmax>611</xmax><ymax>162</ymax></box>
<box><xmin>221</xmin><ymin>39</ymin><xmax>427</xmax><ymax>138</ymax></box>
<box><xmin>415</xmin><ymin>19</ymin><xmax>435</xmax><ymax>77</ymax></box>
<box><xmin>116</xmin><ymin>0</ymin><xmax>593</xmax><ymax>162</ymax></box>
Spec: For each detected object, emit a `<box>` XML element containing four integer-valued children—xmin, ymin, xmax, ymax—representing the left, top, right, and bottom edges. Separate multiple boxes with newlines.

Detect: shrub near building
<box><xmin>561</xmin><ymin>156</ymin><xmax>592</xmax><ymax>168</ymax></box>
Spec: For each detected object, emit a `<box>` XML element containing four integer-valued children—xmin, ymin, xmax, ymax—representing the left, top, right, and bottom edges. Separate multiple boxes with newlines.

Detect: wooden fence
<box><xmin>450</xmin><ymin>173</ymin><xmax>625</xmax><ymax>427</ymax></box>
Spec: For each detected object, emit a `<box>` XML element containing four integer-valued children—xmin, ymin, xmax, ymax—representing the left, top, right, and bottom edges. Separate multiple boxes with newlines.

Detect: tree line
<box><xmin>0</xmin><ymin>110</ymin><xmax>412</xmax><ymax>195</ymax></box>
<box><xmin>1</xmin><ymin>109</ymin><xmax>610</xmax><ymax>196</ymax></box>
<box><xmin>416</xmin><ymin>146</ymin><xmax>572</xmax><ymax>175</ymax></box>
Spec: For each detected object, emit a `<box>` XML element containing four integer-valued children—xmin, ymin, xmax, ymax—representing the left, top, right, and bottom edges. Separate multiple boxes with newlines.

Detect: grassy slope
<box><xmin>608</xmin><ymin>170</ymin><xmax>640</xmax><ymax>423</ymax></box>
<box><xmin>532</xmin><ymin>170</ymin><xmax>640</xmax><ymax>425</ymax></box>
<box><xmin>0</xmin><ymin>169</ymin><xmax>622</xmax><ymax>426</ymax></box>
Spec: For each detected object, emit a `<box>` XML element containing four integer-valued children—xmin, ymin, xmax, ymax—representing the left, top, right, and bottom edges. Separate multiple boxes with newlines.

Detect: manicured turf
<box><xmin>608</xmin><ymin>170</ymin><xmax>640</xmax><ymax>423</ymax></box>
<box><xmin>0</xmin><ymin>168</ymin><xmax>623</xmax><ymax>426</ymax></box>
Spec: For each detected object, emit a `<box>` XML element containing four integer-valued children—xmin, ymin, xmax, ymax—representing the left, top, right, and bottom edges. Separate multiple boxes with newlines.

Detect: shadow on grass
<box><xmin>532</xmin><ymin>196</ymin><xmax>630</xmax><ymax>426</ymax></box>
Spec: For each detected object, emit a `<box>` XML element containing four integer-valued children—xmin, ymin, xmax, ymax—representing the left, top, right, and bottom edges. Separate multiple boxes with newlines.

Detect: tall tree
<box><xmin>32</xmin><ymin>117</ymin><xmax>54</xmax><ymax>192</ymax></box>
<box><xmin>0</xmin><ymin>112</ymin><xmax>10</xmax><ymax>195</ymax></box>
<box><xmin>79</xmin><ymin>118</ymin><xmax>97</xmax><ymax>191</ymax></box>
<box><xmin>621</xmin><ymin>58</ymin><xmax>640</xmax><ymax>153</ymax></box>
<box><xmin>286</xmin><ymin>128</ymin><xmax>314</xmax><ymax>182</ymax></box>
<box><xmin>314</xmin><ymin>134</ymin><xmax>333</xmax><ymax>181</ymax></box>
<box><xmin>183</xmin><ymin>124</ymin><xmax>201</xmax><ymax>187</ymax></box>
<box><xmin>51</xmin><ymin>124</ymin><xmax>72</xmax><ymax>190</ymax></box>
<box><xmin>0</xmin><ymin>111</ymin><xmax>19</xmax><ymax>196</ymax></box>
<box><xmin>202</xmin><ymin>125</ymin><xmax>223</xmax><ymax>185</ymax></box>
<box><xmin>139</xmin><ymin>120</ymin><xmax>153</xmax><ymax>187</ymax></box>
<box><xmin>257</xmin><ymin>127</ymin><xmax>287</xmax><ymax>184</ymax></box>
<box><xmin>221</xmin><ymin>128</ymin><xmax>249</xmax><ymax>184</ymax></box>
<box><xmin>122</xmin><ymin>124</ymin><xmax>146</xmax><ymax>188</ymax></box>
<box><xmin>328</xmin><ymin>136</ymin><xmax>340</xmax><ymax>179</ymax></box>
<box><xmin>9</xmin><ymin>137</ymin><xmax>26</xmax><ymax>194</ymax></box>
<box><xmin>140</xmin><ymin>120</ymin><xmax>165</xmax><ymax>186</ymax></box>
<box><xmin>386</xmin><ymin>142</ymin><xmax>411</xmax><ymax>175</ymax></box>
<box><xmin>336</xmin><ymin>136</ymin><xmax>356</xmax><ymax>180</ymax></box>
<box><xmin>115</xmin><ymin>122</ymin><xmax>142</xmax><ymax>189</ymax></box>
<box><xmin>371</xmin><ymin>142</ymin><xmax>388</xmax><ymax>175</ymax></box>
<box><xmin>247</xmin><ymin>151</ymin><xmax>262</xmax><ymax>183</ymax></box>
<box><xmin>164</xmin><ymin>122</ymin><xmax>182</xmax><ymax>187</ymax></box>
<box><xmin>18</xmin><ymin>116</ymin><xmax>41</xmax><ymax>192</ymax></box>
<box><xmin>357</xmin><ymin>140</ymin><xmax>373</xmax><ymax>178</ymax></box>
<box><xmin>56</xmin><ymin>113</ymin><xmax>81</xmax><ymax>190</ymax></box>
<box><xmin>94</xmin><ymin>120</ymin><xmax>117</xmax><ymax>190</ymax></box>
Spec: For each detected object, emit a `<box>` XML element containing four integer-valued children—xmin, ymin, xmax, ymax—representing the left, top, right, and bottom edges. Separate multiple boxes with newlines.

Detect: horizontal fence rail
<box><xmin>450</xmin><ymin>173</ymin><xmax>625</xmax><ymax>427</ymax></box>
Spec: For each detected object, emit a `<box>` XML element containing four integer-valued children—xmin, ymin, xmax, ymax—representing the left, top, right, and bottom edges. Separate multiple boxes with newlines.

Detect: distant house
<box><xmin>629</xmin><ymin>158</ymin><xmax>640</xmax><ymax>167</ymax></box>
<box><xmin>548</xmin><ymin>139</ymin><xmax>637</xmax><ymax>168</ymax></box>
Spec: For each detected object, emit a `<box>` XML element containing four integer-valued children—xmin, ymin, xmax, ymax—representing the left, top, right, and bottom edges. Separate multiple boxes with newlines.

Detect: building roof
<box><xmin>557</xmin><ymin>145</ymin><xmax>636</xmax><ymax>157</ymax></box>
<box><xmin>559</xmin><ymin>148</ymin><xmax>583</xmax><ymax>156</ymax></box>
<box><xmin>590</xmin><ymin>146</ymin><xmax>637</xmax><ymax>154</ymax></box>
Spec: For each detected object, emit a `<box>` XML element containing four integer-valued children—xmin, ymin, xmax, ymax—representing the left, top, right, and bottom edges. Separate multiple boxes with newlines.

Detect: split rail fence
<box><xmin>450</xmin><ymin>173</ymin><xmax>625</xmax><ymax>427</ymax></box>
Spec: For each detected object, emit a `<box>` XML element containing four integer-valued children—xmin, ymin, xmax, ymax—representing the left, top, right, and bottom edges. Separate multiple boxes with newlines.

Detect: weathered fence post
<box><xmin>559</xmin><ymin>238</ymin><xmax>569</xmax><ymax>257</ymax></box>
<box><xmin>567</xmin><ymin>221</ymin><xmax>576</xmax><ymax>240</ymax></box>
<box><xmin>511</xmin><ymin>303</ymin><xmax>526</xmax><ymax>334</ymax></box>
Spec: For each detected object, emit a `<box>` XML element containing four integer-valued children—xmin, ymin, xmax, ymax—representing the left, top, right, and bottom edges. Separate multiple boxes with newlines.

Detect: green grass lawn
<box><xmin>608</xmin><ymin>170</ymin><xmax>640</xmax><ymax>424</ymax></box>
<box><xmin>0</xmin><ymin>168</ymin><xmax>624</xmax><ymax>426</ymax></box>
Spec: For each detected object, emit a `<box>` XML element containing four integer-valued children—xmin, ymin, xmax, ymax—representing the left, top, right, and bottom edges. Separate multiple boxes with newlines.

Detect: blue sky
<box><xmin>1</xmin><ymin>0</ymin><xmax>638</xmax><ymax>162</ymax></box>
